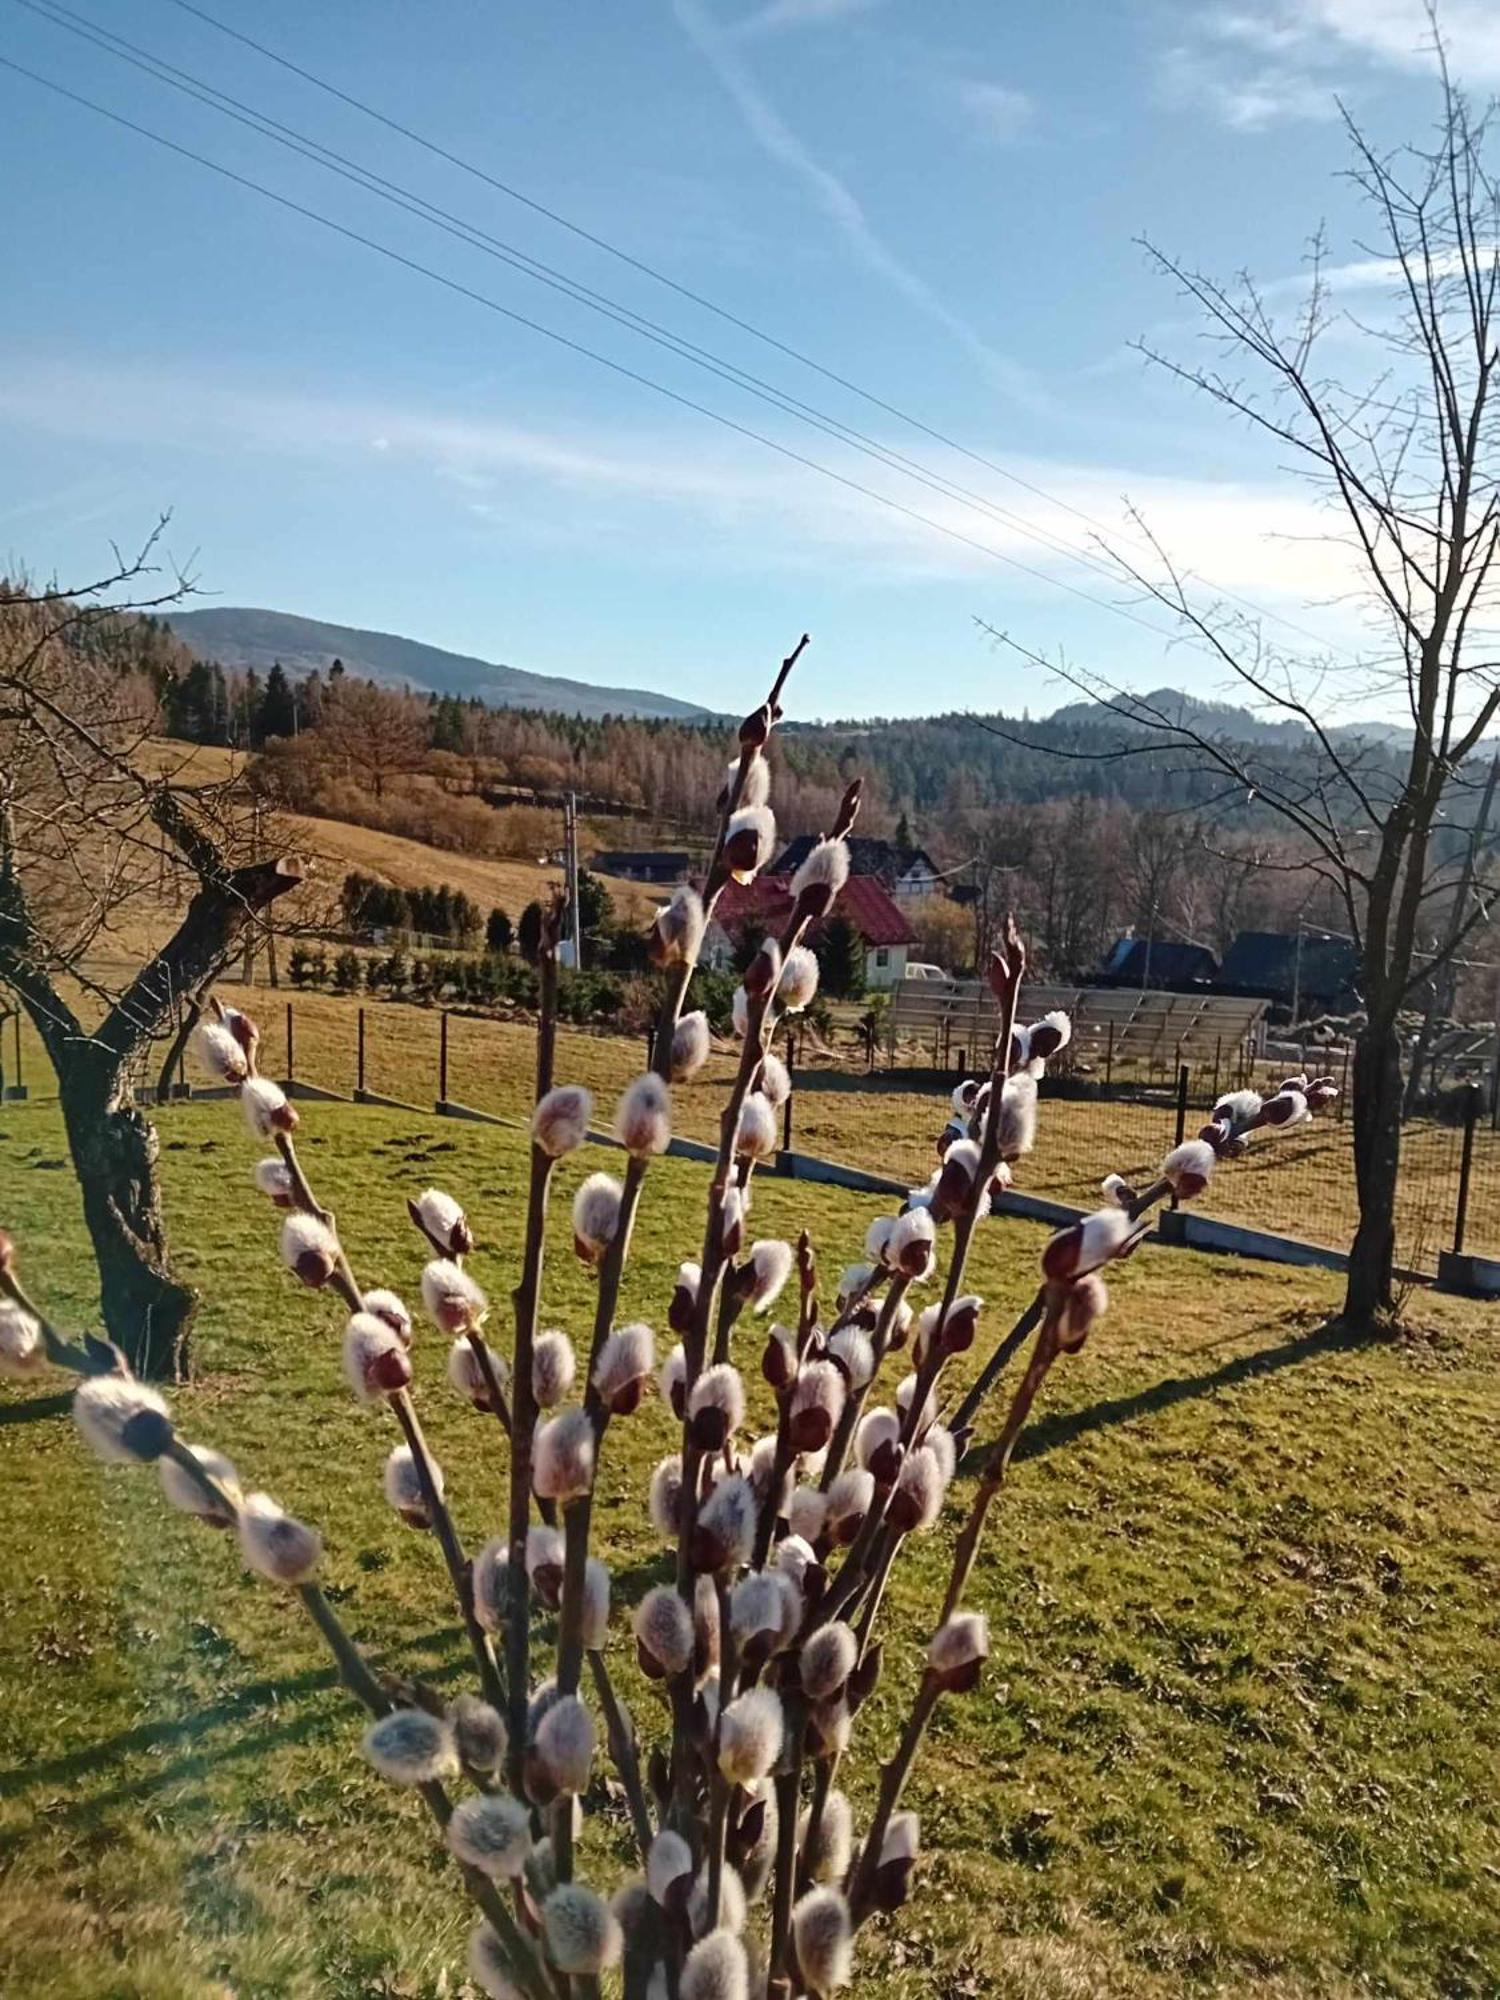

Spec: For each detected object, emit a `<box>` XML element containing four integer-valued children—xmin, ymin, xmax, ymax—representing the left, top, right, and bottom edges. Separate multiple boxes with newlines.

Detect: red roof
<box><xmin>712</xmin><ymin>872</ymin><xmax>916</xmax><ymax>948</ymax></box>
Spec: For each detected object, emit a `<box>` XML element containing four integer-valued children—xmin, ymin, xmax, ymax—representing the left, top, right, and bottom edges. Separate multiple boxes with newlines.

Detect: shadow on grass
<box><xmin>0</xmin><ymin>1392</ymin><xmax>72</xmax><ymax>1427</ymax></box>
<box><xmin>0</xmin><ymin>1622</ymin><xmax>469</xmax><ymax>1809</ymax></box>
<box><xmin>1010</xmin><ymin>1313</ymin><xmax>1380</xmax><ymax>1466</ymax></box>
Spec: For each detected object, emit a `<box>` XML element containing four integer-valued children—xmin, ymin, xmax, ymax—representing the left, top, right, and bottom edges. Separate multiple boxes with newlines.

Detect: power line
<box><xmin>0</xmin><ymin>50</ymin><xmax>1201</xmax><ymax>641</ymax></box>
<box><xmin>156</xmin><ymin>0</ymin><xmax>1346</xmax><ymax>660</ymax></box>
<box><xmin>13</xmin><ymin>0</ymin><xmax>1177</xmax><ymax>605</ymax></box>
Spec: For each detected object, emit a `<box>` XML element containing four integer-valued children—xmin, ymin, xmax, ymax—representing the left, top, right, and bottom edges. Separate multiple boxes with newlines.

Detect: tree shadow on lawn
<box><xmin>0</xmin><ymin>1623</ymin><xmax>469</xmax><ymax>1817</ymax></box>
<box><xmin>1010</xmin><ymin>1311</ymin><xmax>1381</xmax><ymax>1466</ymax></box>
<box><xmin>1</xmin><ymin>1313</ymin><xmax>1381</xmax><ymax>1840</ymax></box>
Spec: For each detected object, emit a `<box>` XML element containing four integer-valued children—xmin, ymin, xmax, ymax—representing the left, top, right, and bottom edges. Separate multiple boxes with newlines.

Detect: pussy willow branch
<box><xmin>587</xmin><ymin>1647</ymin><xmax>653</xmax><ymax>1861</ymax></box>
<box><xmin>505</xmin><ymin>912</ymin><xmax>562</xmax><ymax>1795</ymax></box>
<box><xmin>846</xmin><ymin>1310</ymin><xmax>1062</xmax><ymax>1926</ymax></box>
<box><xmin>550</xmin><ymin>645</ymin><xmax>810</xmax><ymax>1872</ymax></box>
<box><xmin>818</xmin><ymin>1271</ymin><xmax>911</xmax><ymax>1493</ymax></box>
<box><xmin>250</xmin><ymin>1037</ymin><xmax>505</xmax><ymax>1713</ymax></box>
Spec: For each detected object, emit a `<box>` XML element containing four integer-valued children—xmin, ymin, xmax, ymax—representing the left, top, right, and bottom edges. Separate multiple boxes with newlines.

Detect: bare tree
<box><xmin>981</xmin><ymin>47</ymin><xmax>1500</xmax><ymax>1326</ymax></box>
<box><xmin>0</xmin><ymin>540</ymin><xmax>302</xmax><ymax>1376</ymax></box>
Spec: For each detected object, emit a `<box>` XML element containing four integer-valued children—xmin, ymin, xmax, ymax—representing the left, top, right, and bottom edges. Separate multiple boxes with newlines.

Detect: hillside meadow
<box><xmin>1</xmin><ymin>1097</ymin><xmax>1496</xmax><ymax>1998</ymax></box>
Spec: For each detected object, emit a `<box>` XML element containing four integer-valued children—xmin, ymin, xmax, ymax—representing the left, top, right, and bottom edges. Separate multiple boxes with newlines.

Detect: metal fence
<box><xmin>6</xmin><ymin>990</ymin><xmax>1500</xmax><ymax>1284</ymax></box>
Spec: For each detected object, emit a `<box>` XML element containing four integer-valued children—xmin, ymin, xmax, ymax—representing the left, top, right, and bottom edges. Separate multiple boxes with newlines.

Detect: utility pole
<box><xmin>564</xmin><ymin>792</ymin><xmax>583</xmax><ymax>971</ymax></box>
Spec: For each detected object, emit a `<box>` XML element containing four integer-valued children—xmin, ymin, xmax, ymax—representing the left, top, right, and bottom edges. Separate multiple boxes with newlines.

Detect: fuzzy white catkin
<box><xmin>240</xmin><ymin>1076</ymin><xmax>293</xmax><ymax>1140</ymax></box>
<box><xmin>634</xmin><ymin>1583</ymin><xmax>694</xmax><ymax>1675</ymax></box>
<box><xmin>854</xmin><ymin>1407</ymin><xmax>900</xmax><ymax>1472</ymax></box>
<box><xmin>362</xmin><ymin>1708</ymin><xmax>459</xmax><ymax>1785</ymax></box>
<box><xmin>451</xmin><ymin>1693</ymin><xmax>507</xmax><ymax>1773</ymax></box>
<box><xmin>748</xmin><ymin>1239</ymin><xmax>793</xmax><ymax>1312</ymax></box>
<box><xmin>895</xmin><ymin>1445</ymin><xmax>946</xmax><ymax>1532</ymax></box>
<box><xmin>792</xmin><ymin>1886</ymin><xmax>853</xmax><ymax>1993</ymax></box>
<box><xmin>889</xmin><ymin>1206</ymin><xmax>936</xmax><ymax>1278</ymax></box>
<box><xmin>543</xmin><ymin>1883</ymin><xmax>621</xmax><ymax>1974</ymax></box>
<box><xmin>534</xmin><ymin>1407</ymin><xmax>596</xmax><ymax>1502</ymax></box>
<box><xmin>237</xmin><ymin>1492</ymin><xmax>322</xmax><ymax>1584</ymax></box>
<box><xmin>447</xmin><ymin>1793</ymin><xmax>531</xmax><ymax>1877</ymax></box>
<box><xmin>648</xmin><ymin>1455</ymin><xmax>684</xmax><ymax>1540</ymax></box>
<box><xmin>672</xmin><ymin>1010</ymin><xmax>712</xmax><ymax>1080</ymax></box>
<box><xmin>655</xmin><ymin>884</ymin><xmax>706</xmax><ymax>964</ymax></box>
<box><xmin>343</xmin><ymin>1312</ymin><xmax>410</xmax><ymax>1404</ymax></box>
<box><xmin>648</xmin><ymin>1827</ymin><xmax>693</xmax><ymax>1904</ymax></box>
<box><xmin>571</xmin><ymin>1173</ymin><xmax>623</xmax><ymax>1260</ymax></box>
<box><xmin>828</xmin><ymin>1327</ymin><xmax>875</xmax><ymax>1390</ymax></box>
<box><xmin>759</xmin><ymin>1050</ymin><xmax>791</xmax><ymax>1108</ymax></box>
<box><xmin>534</xmin><ymin>1694</ymin><xmax>595</xmax><ymax>1793</ymax></box>
<box><xmin>800</xmin><ymin>1621</ymin><xmax>857</xmax><ymax>1701</ymax></box>
<box><xmin>835</xmin><ymin>1261</ymin><xmax>874</xmax><ymax>1306</ymax></box>
<box><xmin>825</xmin><ymin>1467</ymin><xmax>874</xmax><ymax>1537</ymax></box>
<box><xmin>730</xmin><ymin>1572</ymin><xmax>788</xmax><ymax>1649</ymax></box>
<box><xmin>718</xmin><ymin>1686</ymin><xmax>783</xmax><ymax>1785</ymax></box>
<box><xmin>527</xmin><ymin>1523</ymin><xmax>564</xmax><ymax>1579</ymax></box>
<box><xmin>467</xmin><ymin>1924</ymin><xmax>523</xmax><ymax>2000</ymax></box>
<box><xmin>929</xmin><ymin>1610</ymin><xmax>989</xmax><ymax>1676</ymax></box>
<box><xmin>412</xmin><ymin>1186</ymin><xmax>468</xmax><ymax>1250</ymax></box>
<box><xmin>581</xmin><ymin>1557</ymin><xmax>611</xmax><ymax>1648</ymax></box>
<box><xmin>688</xmin><ymin>1362</ymin><xmax>746</xmax><ymax>1437</ymax></box>
<box><xmin>790</xmin><ymin>836</ymin><xmax>850</xmax><ymax>903</ymax></box>
<box><xmin>737</xmin><ymin>750</ymin><xmax>771</xmax><ymax>808</ymax></box>
<box><xmin>864</xmin><ymin>1214</ymin><xmax>897</xmax><ymax>1265</ymax></box>
<box><xmin>158</xmin><ymin>1443</ymin><xmax>239</xmax><ymax>1521</ymax></box>
<box><xmin>530</xmin><ymin>1083</ymin><xmax>594</xmax><ymax>1157</ymax></box>
<box><xmin>192</xmin><ymin>1017</ymin><xmax>247</xmax><ymax>1083</ymax></box>
<box><xmin>279</xmin><ymin>1213</ymin><xmax>340</xmax><ymax>1288</ymax></box>
<box><xmin>1162</xmin><ymin>1137</ymin><xmax>1216</xmax><ymax>1191</ymax></box>
<box><xmin>252</xmin><ymin>1157</ymin><xmax>295</xmax><ymax>1205</ymax></box>
<box><xmin>532</xmin><ymin>1328</ymin><xmax>576</xmax><ymax>1408</ymax></box>
<box><xmin>72</xmin><ymin>1374</ymin><xmax>172</xmax><ymax>1465</ymax></box>
<box><xmin>724</xmin><ymin>803</ymin><xmax>776</xmax><ymax>881</ymax></box>
<box><xmin>883</xmin><ymin>1810</ymin><xmax>920</xmax><ymax>1863</ymax></box>
<box><xmin>998</xmin><ymin>1072</ymin><xmax>1038</xmax><ymax>1159</ymax></box>
<box><xmin>593</xmin><ymin>1321</ymin><xmax>654</xmax><ymax>1405</ymax></box>
<box><xmin>420</xmin><ymin>1259</ymin><xmax>487</xmax><ymax>1334</ymax></box>
<box><xmin>788</xmin><ymin>1485</ymin><xmax>828</xmax><ymax>1545</ymax></box>
<box><xmin>382</xmin><ymin>1444</ymin><xmax>437</xmax><ymax>1521</ymax></box>
<box><xmin>362</xmin><ymin>1287</ymin><xmax>413</xmax><ymax>1345</ymax></box>
<box><xmin>0</xmin><ymin>1301</ymin><xmax>43</xmax><ymax>1379</ymax></box>
<box><xmin>777</xmin><ymin>943</ymin><xmax>820</xmax><ymax>1012</ymax></box>
<box><xmin>473</xmin><ymin>1539</ymin><xmax>509</xmax><ymax>1632</ymax></box>
<box><xmin>697</xmin><ymin>1473</ymin><xmax>758</xmax><ymax>1570</ymax></box>
<box><xmin>689</xmin><ymin>1864</ymin><xmax>747</xmax><ymax>1939</ymax></box>
<box><xmin>800</xmin><ymin>1789</ymin><xmax>853</xmax><ymax>1883</ymax></box>
<box><xmin>736</xmin><ymin>1091</ymin><xmax>779</xmax><ymax>1160</ymax></box>
<box><xmin>615</xmin><ymin>1072</ymin><xmax>673</xmax><ymax>1156</ymax></box>
<box><xmin>682</xmin><ymin>1928</ymin><xmax>749</xmax><ymax>2000</ymax></box>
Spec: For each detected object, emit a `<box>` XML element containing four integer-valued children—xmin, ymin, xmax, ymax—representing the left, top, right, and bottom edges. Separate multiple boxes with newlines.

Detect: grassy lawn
<box><xmin>1</xmin><ymin>1093</ymin><xmax>1497</xmax><ymax>1999</ymax></box>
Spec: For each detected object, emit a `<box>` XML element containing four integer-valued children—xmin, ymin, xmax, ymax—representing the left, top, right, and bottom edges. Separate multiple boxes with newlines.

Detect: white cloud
<box><xmin>672</xmin><ymin>0</ymin><xmax>1042</xmax><ymax>406</ymax></box>
<box><xmin>731</xmin><ymin>0</ymin><xmax>883</xmax><ymax>37</ymax></box>
<box><xmin>1161</xmin><ymin>1</ymin><xmax>1500</xmax><ymax>131</ymax></box>
<box><xmin>0</xmin><ymin>352</ymin><xmax>1374</xmax><ymax>644</ymax></box>
<box><xmin>952</xmin><ymin>79</ymin><xmax>1033</xmax><ymax>144</ymax></box>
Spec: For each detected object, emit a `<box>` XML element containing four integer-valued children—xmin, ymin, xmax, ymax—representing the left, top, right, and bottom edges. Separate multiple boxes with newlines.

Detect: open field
<box><xmin>2</xmin><ymin>1099</ymin><xmax>1498</xmax><ymax>1998</ymax></box>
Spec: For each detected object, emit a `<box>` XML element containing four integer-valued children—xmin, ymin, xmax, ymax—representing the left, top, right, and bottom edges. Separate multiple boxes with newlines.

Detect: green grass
<box><xmin>1</xmin><ymin>1098</ymin><xmax>1497</xmax><ymax>1999</ymax></box>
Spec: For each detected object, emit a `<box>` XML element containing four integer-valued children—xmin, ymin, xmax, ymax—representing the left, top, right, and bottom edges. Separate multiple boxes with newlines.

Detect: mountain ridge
<box><xmin>164</xmin><ymin>606</ymin><xmax>712</xmax><ymax>722</ymax></box>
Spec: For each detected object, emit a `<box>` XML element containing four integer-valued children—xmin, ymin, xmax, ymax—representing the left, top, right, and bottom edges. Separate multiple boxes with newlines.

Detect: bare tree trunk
<box><xmin>58</xmin><ymin>1049</ymin><xmax>196</xmax><ymax>1378</ymax></box>
<box><xmin>1344</xmin><ymin>1014</ymin><xmax>1402</xmax><ymax>1325</ymax></box>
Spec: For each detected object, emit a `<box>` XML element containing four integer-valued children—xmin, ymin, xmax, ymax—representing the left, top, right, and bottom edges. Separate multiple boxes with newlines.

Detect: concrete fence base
<box><xmin>1435</xmin><ymin>1248</ymin><xmax>1500</xmax><ymax>1298</ymax></box>
<box><xmin>1156</xmin><ymin>1206</ymin><xmax>1347</xmax><ymax>1272</ymax></box>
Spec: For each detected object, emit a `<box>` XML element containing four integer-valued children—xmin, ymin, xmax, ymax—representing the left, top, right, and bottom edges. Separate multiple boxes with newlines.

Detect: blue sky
<box><xmin>3</xmin><ymin>0</ymin><xmax>1497</xmax><ymax>720</ymax></box>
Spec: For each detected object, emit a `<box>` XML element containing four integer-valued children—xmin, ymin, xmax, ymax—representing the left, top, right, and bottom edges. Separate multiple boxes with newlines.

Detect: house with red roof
<box><xmin>704</xmin><ymin>869</ymin><xmax>918</xmax><ymax>988</ymax></box>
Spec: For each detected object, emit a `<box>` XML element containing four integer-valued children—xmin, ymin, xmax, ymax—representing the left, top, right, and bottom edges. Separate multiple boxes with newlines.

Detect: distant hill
<box><xmin>164</xmin><ymin>607</ymin><xmax>712</xmax><ymax>722</ymax></box>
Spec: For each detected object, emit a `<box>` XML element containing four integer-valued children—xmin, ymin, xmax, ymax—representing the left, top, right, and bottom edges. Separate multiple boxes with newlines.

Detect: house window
<box><xmin>874</xmin><ymin>948</ymin><xmax>889</xmax><ymax>968</ymax></box>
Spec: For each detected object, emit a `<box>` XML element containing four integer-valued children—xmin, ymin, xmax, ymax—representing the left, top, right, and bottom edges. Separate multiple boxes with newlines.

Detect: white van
<box><xmin>903</xmin><ymin>962</ymin><xmax>948</xmax><ymax>982</ymax></box>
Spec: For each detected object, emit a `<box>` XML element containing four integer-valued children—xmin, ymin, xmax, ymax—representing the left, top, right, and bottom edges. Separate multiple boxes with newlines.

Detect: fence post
<box><xmin>782</xmin><ymin>1048</ymin><xmax>795</xmax><ymax>1155</ymax></box>
<box><xmin>285</xmin><ymin>1001</ymin><xmax>295</xmax><ymax>1084</ymax></box>
<box><xmin>440</xmin><ymin>1011</ymin><xmax>450</xmax><ymax>1105</ymax></box>
<box><xmin>1171</xmin><ymin>1063</ymin><xmax>1189</xmax><ymax>1210</ymax></box>
<box><xmin>1211</xmin><ymin>1036</ymin><xmax>1221</xmax><ymax>1105</ymax></box>
<box><xmin>1105</xmin><ymin>1021</ymin><xmax>1114</xmax><ymax>1091</ymax></box>
<box><xmin>358</xmin><ymin>1007</ymin><xmax>366</xmax><ymax>1095</ymax></box>
<box><xmin>1339</xmin><ymin>1042</ymin><xmax>1351</xmax><ymax>1121</ymax></box>
<box><xmin>1453</xmin><ymin>1082</ymin><xmax>1480</xmax><ymax>1254</ymax></box>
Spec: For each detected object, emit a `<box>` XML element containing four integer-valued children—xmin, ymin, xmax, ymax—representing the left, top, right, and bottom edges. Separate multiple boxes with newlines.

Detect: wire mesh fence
<box><xmin>6</xmin><ymin>986</ymin><xmax>1500</xmax><ymax>1282</ymax></box>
